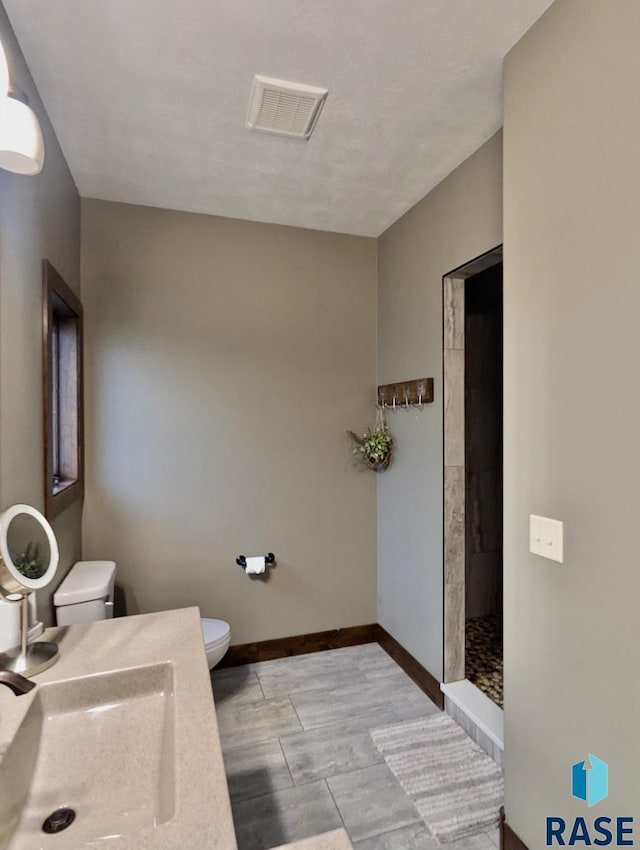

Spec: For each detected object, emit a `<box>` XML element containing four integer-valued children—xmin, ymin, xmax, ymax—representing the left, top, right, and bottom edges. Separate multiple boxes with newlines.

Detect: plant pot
<box><xmin>364</xmin><ymin>453</ymin><xmax>391</xmax><ymax>471</ymax></box>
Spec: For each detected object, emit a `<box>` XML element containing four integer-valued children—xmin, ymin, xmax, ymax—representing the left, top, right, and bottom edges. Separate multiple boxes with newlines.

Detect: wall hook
<box><xmin>376</xmin><ymin>378</ymin><xmax>434</xmax><ymax>410</ymax></box>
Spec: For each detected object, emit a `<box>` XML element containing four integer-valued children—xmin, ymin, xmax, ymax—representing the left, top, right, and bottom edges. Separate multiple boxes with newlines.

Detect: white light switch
<box><xmin>529</xmin><ymin>514</ymin><xmax>564</xmax><ymax>563</ymax></box>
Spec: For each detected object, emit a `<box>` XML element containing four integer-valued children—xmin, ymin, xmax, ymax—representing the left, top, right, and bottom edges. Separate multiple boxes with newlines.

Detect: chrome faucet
<box><xmin>0</xmin><ymin>670</ymin><xmax>36</xmax><ymax>695</ymax></box>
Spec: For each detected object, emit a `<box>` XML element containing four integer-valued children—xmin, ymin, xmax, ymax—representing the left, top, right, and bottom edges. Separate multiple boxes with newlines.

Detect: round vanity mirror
<box><xmin>0</xmin><ymin>504</ymin><xmax>60</xmax><ymax>676</ymax></box>
<box><xmin>0</xmin><ymin>504</ymin><xmax>59</xmax><ymax>595</ymax></box>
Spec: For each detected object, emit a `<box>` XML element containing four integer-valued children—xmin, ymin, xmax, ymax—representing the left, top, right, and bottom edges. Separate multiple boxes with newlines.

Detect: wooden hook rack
<box><xmin>377</xmin><ymin>377</ymin><xmax>434</xmax><ymax>408</ymax></box>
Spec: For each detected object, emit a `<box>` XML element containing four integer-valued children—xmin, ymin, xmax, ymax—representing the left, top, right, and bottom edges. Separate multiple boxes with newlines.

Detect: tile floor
<box><xmin>212</xmin><ymin>643</ymin><xmax>501</xmax><ymax>850</ymax></box>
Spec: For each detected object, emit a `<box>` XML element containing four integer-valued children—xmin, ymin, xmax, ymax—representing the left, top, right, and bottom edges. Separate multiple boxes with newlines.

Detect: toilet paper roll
<box><xmin>245</xmin><ymin>556</ymin><xmax>266</xmax><ymax>575</ymax></box>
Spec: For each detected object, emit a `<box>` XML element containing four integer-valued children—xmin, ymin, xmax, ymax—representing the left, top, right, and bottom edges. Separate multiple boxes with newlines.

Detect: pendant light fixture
<box><xmin>0</xmin><ymin>38</ymin><xmax>45</xmax><ymax>176</ymax></box>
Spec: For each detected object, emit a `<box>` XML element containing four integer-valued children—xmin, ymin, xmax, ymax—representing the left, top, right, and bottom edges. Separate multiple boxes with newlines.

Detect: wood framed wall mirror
<box><xmin>42</xmin><ymin>260</ymin><xmax>84</xmax><ymax>520</ymax></box>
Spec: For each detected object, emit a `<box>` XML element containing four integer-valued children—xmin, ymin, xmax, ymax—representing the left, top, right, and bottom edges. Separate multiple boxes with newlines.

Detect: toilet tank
<box><xmin>53</xmin><ymin>561</ymin><xmax>117</xmax><ymax>626</ymax></box>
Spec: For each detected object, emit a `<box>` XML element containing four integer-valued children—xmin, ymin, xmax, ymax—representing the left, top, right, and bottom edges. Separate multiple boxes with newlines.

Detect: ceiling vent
<box><xmin>246</xmin><ymin>75</ymin><xmax>328</xmax><ymax>140</ymax></box>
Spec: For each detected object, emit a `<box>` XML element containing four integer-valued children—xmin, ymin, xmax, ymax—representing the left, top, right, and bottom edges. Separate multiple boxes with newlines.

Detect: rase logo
<box><xmin>546</xmin><ymin>756</ymin><xmax>635</xmax><ymax>846</ymax></box>
<box><xmin>572</xmin><ymin>755</ymin><xmax>609</xmax><ymax>808</ymax></box>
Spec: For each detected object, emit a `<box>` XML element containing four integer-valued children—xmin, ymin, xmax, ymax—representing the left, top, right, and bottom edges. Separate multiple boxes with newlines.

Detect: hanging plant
<box><xmin>348</xmin><ymin>407</ymin><xmax>393</xmax><ymax>471</ymax></box>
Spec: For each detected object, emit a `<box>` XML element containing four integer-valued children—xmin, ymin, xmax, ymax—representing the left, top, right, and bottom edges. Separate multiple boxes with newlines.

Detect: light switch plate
<box><xmin>529</xmin><ymin>514</ymin><xmax>564</xmax><ymax>563</ymax></box>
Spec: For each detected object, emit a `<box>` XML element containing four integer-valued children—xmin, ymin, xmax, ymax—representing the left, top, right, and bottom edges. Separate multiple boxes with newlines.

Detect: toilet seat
<box><xmin>201</xmin><ymin>618</ymin><xmax>230</xmax><ymax>648</ymax></box>
<box><xmin>201</xmin><ymin>618</ymin><xmax>231</xmax><ymax>669</ymax></box>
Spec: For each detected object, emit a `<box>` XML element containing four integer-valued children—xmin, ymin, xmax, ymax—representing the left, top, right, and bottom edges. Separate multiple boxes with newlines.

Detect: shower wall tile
<box><xmin>464</xmin><ymin>302</ymin><xmax>502</xmax><ymax>622</ymax></box>
<box><xmin>444</xmin><ymin>465</ymin><xmax>465</xmax><ymax>586</ymax></box>
<box><xmin>466</xmin><ymin>469</ymin><xmax>501</xmax><ymax>556</ymax></box>
<box><xmin>444</xmin><ymin>580</ymin><xmax>465</xmax><ymax>682</ymax></box>
<box><xmin>444</xmin><ymin>277</ymin><xmax>464</xmax><ymax>350</ymax></box>
<box><xmin>444</xmin><ymin>276</ymin><xmax>466</xmax><ymax>684</ymax></box>
<box><xmin>466</xmin><ymin>553</ymin><xmax>502</xmax><ymax>619</ymax></box>
<box><xmin>444</xmin><ymin>349</ymin><xmax>464</xmax><ymax>467</ymax></box>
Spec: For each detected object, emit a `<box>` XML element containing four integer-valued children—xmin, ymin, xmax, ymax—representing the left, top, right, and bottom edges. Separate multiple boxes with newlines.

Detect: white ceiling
<box><xmin>5</xmin><ymin>0</ymin><xmax>554</xmax><ymax>237</ymax></box>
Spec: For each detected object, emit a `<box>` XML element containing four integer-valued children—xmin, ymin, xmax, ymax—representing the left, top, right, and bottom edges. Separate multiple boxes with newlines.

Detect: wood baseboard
<box><xmin>500</xmin><ymin>810</ymin><xmax>529</xmax><ymax>850</ymax></box>
<box><xmin>218</xmin><ymin>624</ymin><xmax>380</xmax><ymax>667</ymax></box>
<box><xmin>219</xmin><ymin>623</ymin><xmax>445</xmax><ymax>712</ymax></box>
<box><xmin>375</xmin><ymin>625</ymin><xmax>445</xmax><ymax>710</ymax></box>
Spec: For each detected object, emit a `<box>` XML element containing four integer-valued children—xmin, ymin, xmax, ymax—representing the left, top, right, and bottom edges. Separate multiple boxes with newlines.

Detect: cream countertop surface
<box><xmin>0</xmin><ymin>607</ymin><xmax>237</xmax><ymax>849</ymax></box>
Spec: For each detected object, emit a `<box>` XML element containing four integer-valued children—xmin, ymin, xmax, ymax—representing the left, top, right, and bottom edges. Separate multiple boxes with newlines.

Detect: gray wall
<box><xmin>377</xmin><ymin>132</ymin><xmax>503</xmax><ymax>678</ymax></box>
<box><xmin>81</xmin><ymin>199</ymin><xmax>378</xmax><ymax>644</ymax></box>
<box><xmin>503</xmin><ymin>0</ymin><xmax>640</xmax><ymax>839</ymax></box>
<box><xmin>0</xmin><ymin>4</ymin><xmax>81</xmax><ymax>625</ymax></box>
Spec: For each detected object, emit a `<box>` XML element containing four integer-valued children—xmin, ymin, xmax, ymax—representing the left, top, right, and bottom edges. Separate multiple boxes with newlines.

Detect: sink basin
<box><xmin>0</xmin><ymin>663</ymin><xmax>175</xmax><ymax>849</ymax></box>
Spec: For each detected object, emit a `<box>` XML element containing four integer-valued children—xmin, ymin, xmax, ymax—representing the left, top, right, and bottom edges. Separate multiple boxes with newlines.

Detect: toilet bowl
<box><xmin>54</xmin><ymin>561</ymin><xmax>230</xmax><ymax>669</ymax></box>
<box><xmin>201</xmin><ymin>618</ymin><xmax>231</xmax><ymax>669</ymax></box>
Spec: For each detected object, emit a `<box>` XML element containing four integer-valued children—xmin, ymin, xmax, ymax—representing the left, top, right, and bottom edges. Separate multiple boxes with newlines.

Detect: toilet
<box><xmin>54</xmin><ymin>561</ymin><xmax>117</xmax><ymax>625</ymax></box>
<box><xmin>201</xmin><ymin>618</ymin><xmax>231</xmax><ymax>668</ymax></box>
<box><xmin>54</xmin><ymin>560</ymin><xmax>231</xmax><ymax>668</ymax></box>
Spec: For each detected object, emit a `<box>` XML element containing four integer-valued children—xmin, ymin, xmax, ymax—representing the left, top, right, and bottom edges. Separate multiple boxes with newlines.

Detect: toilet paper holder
<box><xmin>236</xmin><ymin>553</ymin><xmax>276</xmax><ymax>570</ymax></box>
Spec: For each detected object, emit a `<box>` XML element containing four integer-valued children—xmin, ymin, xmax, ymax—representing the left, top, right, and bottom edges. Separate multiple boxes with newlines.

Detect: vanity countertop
<box><xmin>0</xmin><ymin>607</ymin><xmax>237</xmax><ymax>849</ymax></box>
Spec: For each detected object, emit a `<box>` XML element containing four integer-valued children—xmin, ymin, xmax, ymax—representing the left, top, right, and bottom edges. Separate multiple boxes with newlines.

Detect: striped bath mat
<box><xmin>371</xmin><ymin>714</ymin><xmax>503</xmax><ymax>844</ymax></box>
